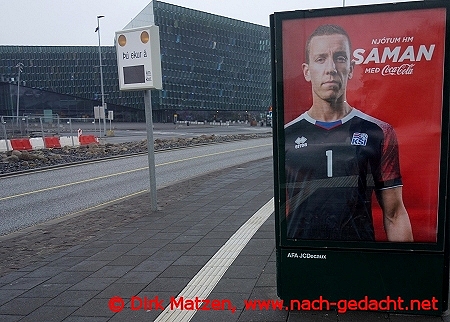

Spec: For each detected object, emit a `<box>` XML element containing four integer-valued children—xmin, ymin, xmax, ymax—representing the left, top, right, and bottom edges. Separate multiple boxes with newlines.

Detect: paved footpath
<box><xmin>0</xmin><ymin>158</ymin><xmax>449</xmax><ymax>321</ymax></box>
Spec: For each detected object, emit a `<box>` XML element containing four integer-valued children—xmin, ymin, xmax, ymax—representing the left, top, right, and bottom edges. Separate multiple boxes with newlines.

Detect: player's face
<box><xmin>303</xmin><ymin>34</ymin><xmax>354</xmax><ymax>104</ymax></box>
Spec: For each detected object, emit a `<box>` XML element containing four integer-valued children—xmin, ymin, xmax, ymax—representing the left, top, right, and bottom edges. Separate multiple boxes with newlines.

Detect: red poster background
<box><xmin>282</xmin><ymin>8</ymin><xmax>446</xmax><ymax>243</ymax></box>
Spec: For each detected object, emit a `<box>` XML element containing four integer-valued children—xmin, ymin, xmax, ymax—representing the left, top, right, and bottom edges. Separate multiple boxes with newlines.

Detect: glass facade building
<box><xmin>0</xmin><ymin>1</ymin><xmax>271</xmax><ymax>122</ymax></box>
<box><xmin>0</xmin><ymin>46</ymin><xmax>144</xmax><ymax>122</ymax></box>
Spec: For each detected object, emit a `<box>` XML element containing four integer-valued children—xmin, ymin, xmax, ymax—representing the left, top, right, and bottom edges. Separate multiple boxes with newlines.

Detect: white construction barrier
<box><xmin>60</xmin><ymin>136</ymin><xmax>80</xmax><ymax>147</ymax></box>
<box><xmin>29</xmin><ymin>138</ymin><xmax>45</xmax><ymax>150</ymax></box>
<box><xmin>0</xmin><ymin>139</ymin><xmax>12</xmax><ymax>152</ymax></box>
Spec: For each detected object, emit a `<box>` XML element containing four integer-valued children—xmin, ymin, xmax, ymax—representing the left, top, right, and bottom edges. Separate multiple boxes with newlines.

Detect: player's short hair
<box><xmin>305</xmin><ymin>24</ymin><xmax>351</xmax><ymax>63</ymax></box>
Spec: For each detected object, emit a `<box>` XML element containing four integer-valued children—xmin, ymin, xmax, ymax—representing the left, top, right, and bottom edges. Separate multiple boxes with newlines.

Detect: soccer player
<box><xmin>284</xmin><ymin>24</ymin><xmax>413</xmax><ymax>242</ymax></box>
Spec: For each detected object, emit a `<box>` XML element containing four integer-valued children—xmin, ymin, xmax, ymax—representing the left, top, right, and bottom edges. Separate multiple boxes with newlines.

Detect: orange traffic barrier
<box><xmin>10</xmin><ymin>138</ymin><xmax>33</xmax><ymax>151</ymax></box>
<box><xmin>44</xmin><ymin>137</ymin><xmax>61</xmax><ymax>148</ymax></box>
<box><xmin>79</xmin><ymin>135</ymin><xmax>98</xmax><ymax>145</ymax></box>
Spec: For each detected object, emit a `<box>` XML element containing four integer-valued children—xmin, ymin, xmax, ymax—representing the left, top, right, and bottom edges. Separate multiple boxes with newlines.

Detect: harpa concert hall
<box><xmin>0</xmin><ymin>1</ymin><xmax>271</xmax><ymax>123</ymax></box>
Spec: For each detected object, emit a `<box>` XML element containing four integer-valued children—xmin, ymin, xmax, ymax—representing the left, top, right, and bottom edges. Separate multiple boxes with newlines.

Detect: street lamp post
<box><xmin>96</xmin><ymin>15</ymin><xmax>107</xmax><ymax>136</ymax></box>
<box><xmin>15</xmin><ymin>62</ymin><xmax>24</xmax><ymax>125</ymax></box>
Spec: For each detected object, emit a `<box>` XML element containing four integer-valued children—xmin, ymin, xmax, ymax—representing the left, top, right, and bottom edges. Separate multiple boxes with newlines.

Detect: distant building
<box><xmin>0</xmin><ymin>1</ymin><xmax>271</xmax><ymax>122</ymax></box>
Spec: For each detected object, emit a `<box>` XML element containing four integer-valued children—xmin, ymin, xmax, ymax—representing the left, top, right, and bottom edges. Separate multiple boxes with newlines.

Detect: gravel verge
<box><xmin>1</xmin><ymin>132</ymin><xmax>272</xmax><ymax>175</ymax></box>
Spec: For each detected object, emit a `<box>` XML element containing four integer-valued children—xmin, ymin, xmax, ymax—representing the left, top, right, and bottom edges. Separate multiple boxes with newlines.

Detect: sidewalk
<box><xmin>0</xmin><ymin>158</ymin><xmax>448</xmax><ymax>321</ymax></box>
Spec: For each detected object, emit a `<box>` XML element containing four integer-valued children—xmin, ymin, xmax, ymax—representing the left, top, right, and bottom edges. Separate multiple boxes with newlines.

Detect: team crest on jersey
<box><xmin>351</xmin><ymin>132</ymin><xmax>368</xmax><ymax>146</ymax></box>
<box><xmin>295</xmin><ymin>136</ymin><xmax>308</xmax><ymax>149</ymax></box>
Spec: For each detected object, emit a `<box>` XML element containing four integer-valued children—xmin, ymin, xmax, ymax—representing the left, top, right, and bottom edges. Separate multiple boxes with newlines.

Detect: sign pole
<box><xmin>115</xmin><ymin>25</ymin><xmax>162</xmax><ymax>212</ymax></box>
<box><xmin>144</xmin><ymin>90</ymin><xmax>158</xmax><ymax>211</ymax></box>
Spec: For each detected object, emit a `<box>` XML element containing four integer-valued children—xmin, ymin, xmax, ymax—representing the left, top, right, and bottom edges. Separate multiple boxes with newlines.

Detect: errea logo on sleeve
<box><xmin>295</xmin><ymin>136</ymin><xmax>308</xmax><ymax>149</ymax></box>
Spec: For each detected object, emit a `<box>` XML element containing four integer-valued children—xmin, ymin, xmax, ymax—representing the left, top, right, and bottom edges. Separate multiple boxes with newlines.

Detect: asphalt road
<box><xmin>0</xmin><ymin>137</ymin><xmax>273</xmax><ymax>236</ymax></box>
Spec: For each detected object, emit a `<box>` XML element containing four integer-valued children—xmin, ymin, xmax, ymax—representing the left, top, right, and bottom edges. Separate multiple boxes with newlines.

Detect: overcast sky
<box><xmin>1</xmin><ymin>0</ymin><xmax>422</xmax><ymax>46</ymax></box>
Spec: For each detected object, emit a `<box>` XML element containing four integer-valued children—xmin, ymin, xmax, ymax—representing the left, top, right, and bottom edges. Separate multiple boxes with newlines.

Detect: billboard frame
<box><xmin>271</xmin><ymin>0</ymin><xmax>450</xmax><ymax>314</ymax></box>
<box><xmin>272</xmin><ymin>0</ymin><xmax>450</xmax><ymax>252</ymax></box>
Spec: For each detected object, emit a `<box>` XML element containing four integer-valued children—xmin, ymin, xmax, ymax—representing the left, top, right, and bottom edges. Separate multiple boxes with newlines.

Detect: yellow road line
<box><xmin>56</xmin><ymin>190</ymin><xmax>149</xmax><ymax>218</ymax></box>
<box><xmin>0</xmin><ymin>143</ymin><xmax>271</xmax><ymax>201</ymax></box>
<box><xmin>0</xmin><ymin>189</ymin><xmax>149</xmax><ymax>242</ymax></box>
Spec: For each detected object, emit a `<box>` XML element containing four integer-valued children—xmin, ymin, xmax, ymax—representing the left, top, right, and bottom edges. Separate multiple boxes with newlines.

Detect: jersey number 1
<box><xmin>326</xmin><ymin>150</ymin><xmax>333</xmax><ymax>177</ymax></box>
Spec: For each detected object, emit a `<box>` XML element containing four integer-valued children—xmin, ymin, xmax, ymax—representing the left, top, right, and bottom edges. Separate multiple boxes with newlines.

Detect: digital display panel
<box><xmin>123</xmin><ymin>65</ymin><xmax>145</xmax><ymax>84</ymax></box>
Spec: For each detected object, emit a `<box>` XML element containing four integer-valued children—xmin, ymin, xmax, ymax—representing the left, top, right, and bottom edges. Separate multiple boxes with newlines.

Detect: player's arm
<box><xmin>376</xmin><ymin>186</ymin><xmax>413</xmax><ymax>242</ymax></box>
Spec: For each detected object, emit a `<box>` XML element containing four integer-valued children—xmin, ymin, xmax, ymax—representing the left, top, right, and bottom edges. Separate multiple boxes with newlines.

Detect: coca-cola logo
<box><xmin>381</xmin><ymin>64</ymin><xmax>415</xmax><ymax>76</ymax></box>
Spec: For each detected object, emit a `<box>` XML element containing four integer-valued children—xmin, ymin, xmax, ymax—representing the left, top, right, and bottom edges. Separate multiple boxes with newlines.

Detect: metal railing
<box><xmin>0</xmin><ymin>115</ymin><xmax>101</xmax><ymax>141</ymax></box>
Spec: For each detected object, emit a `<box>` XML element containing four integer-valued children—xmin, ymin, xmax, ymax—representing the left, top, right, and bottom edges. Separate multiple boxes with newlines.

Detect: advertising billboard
<box><xmin>273</xmin><ymin>1</ymin><xmax>449</xmax><ymax>251</ymax></box>
<box><xmin>271</xmin><ymin>1</ymin><xmax>450</xmax><ymax>313</ymax></box>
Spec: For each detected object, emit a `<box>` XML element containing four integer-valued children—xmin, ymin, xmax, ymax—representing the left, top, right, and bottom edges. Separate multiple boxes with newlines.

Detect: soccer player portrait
<box><xmin>284</xmin><ymin>24</ymin><xmax>414</xmax><ymax>242</ymax></box>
